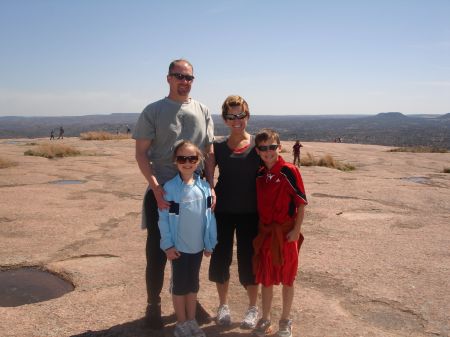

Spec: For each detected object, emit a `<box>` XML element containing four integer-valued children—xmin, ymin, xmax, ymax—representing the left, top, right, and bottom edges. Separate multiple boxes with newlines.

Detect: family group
<box><xmin>133</xmin><ymin>59</ymin><xmax>307</xmax><ymax>337</ymax></box>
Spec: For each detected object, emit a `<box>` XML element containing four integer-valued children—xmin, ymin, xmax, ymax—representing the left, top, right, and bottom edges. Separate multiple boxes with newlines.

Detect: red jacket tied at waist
<box><xmin>253</xmin><ymin>219</ymin><xmax>303</xmax><ymax>275</ymax></box>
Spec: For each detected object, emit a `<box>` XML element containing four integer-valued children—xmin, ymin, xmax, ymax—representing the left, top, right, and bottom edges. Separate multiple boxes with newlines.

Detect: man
<box><xmin>57</xmin><ymin>126</ymin><xmax>64</xmax><ymax>139</ymax></box>
<box><xmin>292</xmin><ymin>140</ymin><xmax>303</xmax><ymax>167</ymax></box>
<box><xmin>133</xmin><ymin>59</ymin><xmax>215</xmax><ymax>330</ymax></box>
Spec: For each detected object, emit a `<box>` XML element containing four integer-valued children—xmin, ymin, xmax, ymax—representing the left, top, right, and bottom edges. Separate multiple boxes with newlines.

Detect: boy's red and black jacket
<box><xmin>256</xmin><ymin>156</ymin><xmax>307</xmax><ymax>225</ymax></box>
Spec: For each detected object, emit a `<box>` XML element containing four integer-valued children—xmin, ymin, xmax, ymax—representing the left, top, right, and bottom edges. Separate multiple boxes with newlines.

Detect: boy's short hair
<box><xmin>221</xmin><ymin>95</ymin><xmax>250</xmax><ymax>120</ymax></box>
<box><xmin>255</xmin><ymin>128</ymin><xmax>281</xmax><ymax>146</ymax></box>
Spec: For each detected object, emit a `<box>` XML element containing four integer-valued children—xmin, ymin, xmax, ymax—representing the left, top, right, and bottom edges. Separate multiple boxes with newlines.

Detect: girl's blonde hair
<box><xmin>173</xmin><ymin>140</ymin><xmax>204</xmax><ymax>162</ymax></box>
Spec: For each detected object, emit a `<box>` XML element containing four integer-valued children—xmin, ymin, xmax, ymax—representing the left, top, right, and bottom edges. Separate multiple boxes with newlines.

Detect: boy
<box><xmin>252</xmin><ymin>129</ymin><xmax>307</xmax><ymax>337</ymax></box>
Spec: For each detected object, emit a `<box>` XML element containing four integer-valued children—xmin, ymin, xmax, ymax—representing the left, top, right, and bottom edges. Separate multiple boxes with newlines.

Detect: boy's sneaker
<box><xmin>145</xmin><ymin>303</ymin><xmax>164</xmax><ymax>329</ymax></box>
<box><xmin>252</xmin><ymin>318</ymin><xmax>272</xmax><ymax>337</ymax></box>
<box><xmin>240</xmin><ymin>306</ymin><xmax>259</xmax><ymax>329</ymax></box>
<box><xmin>277</xmin><ymin>319</ymin><xmax>293</xmax><ymax>337</ymax></box>
<box><xmin>174</xmin><ymin>321</ymin><xmax>192</xmax><ymax>337</ymax></box>
<box><xmin>186</xmin><ymin>319</ymin><xmax>206</xmax><ymax>337</ymax></box>
<box><xmin>216</xmin><ymin>304</ymin><xmax>231</xmax><ymax>326</ymax></box>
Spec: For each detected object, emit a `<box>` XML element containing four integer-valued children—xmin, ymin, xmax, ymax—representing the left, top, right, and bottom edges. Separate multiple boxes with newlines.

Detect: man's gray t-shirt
<box><xmin>133</xmin><ymin>97</ymin><xmax>214</xmax><ymax>185</ymax></box>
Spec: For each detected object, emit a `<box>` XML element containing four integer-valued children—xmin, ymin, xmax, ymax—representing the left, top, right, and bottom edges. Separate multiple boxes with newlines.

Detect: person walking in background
<box><xmin>208</xmin><ymin>95</ymin><xmax>261</xmax><ymax>329</ymax></box>
<box><xmin>50</xmin><ymin>129</ymin><xmax>55</xmax><ymax>140</ymax></box>
<box><xmin>57</xmin><ymin>126</ymin><xmax>64</xmax><ymax>139</ymax></box>
<box><xmin>133</xmin><ymin>59</ymin><xmax>215</xmax><ymax>330</ymax></box>
<box><xmin>252</xmin><ymin>129</ymin><xmax>307</xmax><ymax>337</ymax></box>
<box><xmin>158</xmin><ymin>141</ymin><xmax>217</xmax><ymax>337</ymax></box>
<box><xmin>292</xmin><ymin>140</ymin><xmax>302</xmax><ymax>167</ymax></box>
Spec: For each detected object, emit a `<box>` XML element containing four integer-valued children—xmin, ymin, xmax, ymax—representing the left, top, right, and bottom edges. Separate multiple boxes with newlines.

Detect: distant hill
<box><xmin>374</xmin><ymin>112</ymin><xmax>406</xmax><ymax>118</ymax></box>
<box><xmin>1</xmin><ymin>113</ymin><xmax>449</xmax><ymax>149</ymax></box>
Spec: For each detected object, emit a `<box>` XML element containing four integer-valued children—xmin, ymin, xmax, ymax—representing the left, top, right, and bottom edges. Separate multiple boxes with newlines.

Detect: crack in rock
<box><xmin>299</xmin><ymin>270</ymin><xmax>432</xmax><ymax>335</ymax></box>
<box><xmin>59</xmin><ymin>254</ymin><xmax>119</xmax><ymax>262</ymax></box>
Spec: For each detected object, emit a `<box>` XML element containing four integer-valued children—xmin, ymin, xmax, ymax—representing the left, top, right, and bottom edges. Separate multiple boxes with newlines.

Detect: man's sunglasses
<box><xmin>257</xmin><ymin>145</ymin><xmax>279</xmax><ymax>152</ymax></box>
<box><xmin>176</xmin><ymin>155</ymin><xmax>199</xmax><ymax>164</ymax></box>
<box><xmin>169</xmin><ymin>73</ymin><xmax>195</xmax><ymax>82</ymax></box>
<box><xmin>224</xmin><ymin>112</ymin><xmax>248</xmax><ymax>120</ymax></box>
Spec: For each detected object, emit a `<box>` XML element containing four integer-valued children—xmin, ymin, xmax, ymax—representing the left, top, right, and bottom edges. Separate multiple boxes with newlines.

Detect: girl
<box><xmin>158</xmin><ymin>140</ymin><xmax>217</xmax><ymax>337</ymax></box>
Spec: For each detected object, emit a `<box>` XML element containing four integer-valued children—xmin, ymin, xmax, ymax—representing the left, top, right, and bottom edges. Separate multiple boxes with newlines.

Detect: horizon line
<box><xmin>1</xmin><ymin>112</ymin><xmax>449</xmax><ymax>118</ymax></box>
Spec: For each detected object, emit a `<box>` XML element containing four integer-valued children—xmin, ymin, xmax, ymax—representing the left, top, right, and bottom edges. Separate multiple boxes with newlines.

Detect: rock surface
<box><xmin>1</xmin><ymin>138</ymin><xmax>449</xmax><ymax>337</ymax></box>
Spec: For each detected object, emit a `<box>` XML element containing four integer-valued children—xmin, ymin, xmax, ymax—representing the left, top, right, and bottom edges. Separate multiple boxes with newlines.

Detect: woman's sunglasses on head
<box><xmin>176</xmin><ymin>155</ymin><xmax>199</xmax><ymax>164</ymax></box>
<box><xmin>257</xmin><ymin>145</ymin><xmax>279</xmax><ymax>152</ymax></box>
<box><xmin>224</xmin><ymin>112</ymin><xmax>248</xmax><ymax>120</ymax></box>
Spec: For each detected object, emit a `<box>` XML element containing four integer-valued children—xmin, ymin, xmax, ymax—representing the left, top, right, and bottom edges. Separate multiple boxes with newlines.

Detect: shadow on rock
<box><xmin>69</xmin><ymin>316</ymin><xmax>170</xmax><ymax>337</ymax></box>
<box><xmin>70</xmin><ymin>317</ymin><xmax>253</xmax><ymax>337</ymax></box>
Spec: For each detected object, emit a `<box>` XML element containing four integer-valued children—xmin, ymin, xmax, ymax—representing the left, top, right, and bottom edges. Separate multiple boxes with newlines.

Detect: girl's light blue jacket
<box><xmin>158</xmin><ymin>173</ymin><xmax>217</xmax><ymax>252</ymax></box>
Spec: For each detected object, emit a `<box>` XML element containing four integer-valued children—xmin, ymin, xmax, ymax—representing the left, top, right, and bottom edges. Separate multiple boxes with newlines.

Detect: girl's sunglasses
<box><xmin>176</xmin><ymin>155</ymin><xmax>199</xmax><ymax>164</ymax></box>
<box><xmin>224</xmin><ymin>112</ymin><xmax>247</xmax><ymax>120</ymax></box>
<box><xmin>257</xmin><ymin>145</ymin><xmax>279</xmax><ymax>152</ymax></box>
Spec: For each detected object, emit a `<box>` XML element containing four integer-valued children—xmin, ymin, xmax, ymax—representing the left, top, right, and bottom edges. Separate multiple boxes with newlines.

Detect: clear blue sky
<box><xmin>1</xmin><ymin>0</ymin><xmax>449</xmax><ymax>116</ymax></box>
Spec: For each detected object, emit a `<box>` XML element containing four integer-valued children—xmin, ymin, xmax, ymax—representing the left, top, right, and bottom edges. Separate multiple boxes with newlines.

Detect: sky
<box><xmin>1</xmin><ymin>0</ymin><xmax>449</xmax><ymax>117</ymax></box>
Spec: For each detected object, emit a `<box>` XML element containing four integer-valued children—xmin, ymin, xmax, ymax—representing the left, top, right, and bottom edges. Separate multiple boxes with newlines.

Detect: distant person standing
<box><xmin>292</xmin><ymin>140</ymin><xmax>303</xmax><ymax>167</ymax></box>
<box><xmin>57</xmin><ymin>126</ymin><xmax>64</xmax><ymax>139</ymax></box>
<box><xmin>50</xmin><ymin>129</ymin><xmax>55</xmax><ymax>140</ymax></box>
<box><xmin>126</xmin><ymin>125</ymin><xmax>131</xmax><ymax>135</ymax></box>
<box><xmin>133</xmin><ymin>59</ymin><xmax>215</xmax><ymax>330</ymax></box>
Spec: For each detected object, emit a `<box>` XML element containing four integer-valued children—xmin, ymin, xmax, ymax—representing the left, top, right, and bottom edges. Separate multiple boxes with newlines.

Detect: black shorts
<box><xmin>208</xmin><ymin>212</ymin><xmax>258</xmax><ymax>287</ymax></box>
<box><xmin>171</xmin><ymin>251</ymin><xmax>203</xmax><ymax>296</ymax></box>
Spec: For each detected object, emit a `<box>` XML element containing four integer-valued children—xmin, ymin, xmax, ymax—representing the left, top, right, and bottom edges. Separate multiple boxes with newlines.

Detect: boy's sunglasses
<box><xmin>169</xmin><ymin>73</ymin><xmax>195</xmax><ymax>82</ymax></box>
<box><xmin>257</xmin><ymin>145</ymin><xmax>279</xmax><ymax>152</ymax></box>
<box><xmin>176</xmin><ymin>155</ymin><xmax>199</xmax><ymax>164</ymax></box>
<box><xmin>224</xmin><ymin>112</ymin><xmax>248</xmax><ymax>120</ymax></box>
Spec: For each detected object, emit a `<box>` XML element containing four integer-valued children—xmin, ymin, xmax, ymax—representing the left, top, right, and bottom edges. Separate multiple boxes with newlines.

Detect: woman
<box><xmin>209</xmin><ymin>95</ymin><xmax>261</xmax><ymax>329</ymax></box>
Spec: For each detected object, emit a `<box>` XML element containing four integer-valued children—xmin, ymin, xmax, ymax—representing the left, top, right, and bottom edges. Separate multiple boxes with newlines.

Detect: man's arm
<box><xmin>203</xmin><ymin>143</ymin><xmax>216</xmax><ymax>210</ymax></box>
<box><xmin>135</xmin><ymin>139</ymin><xmax>170</xmax><ymax>209</ymax></box>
